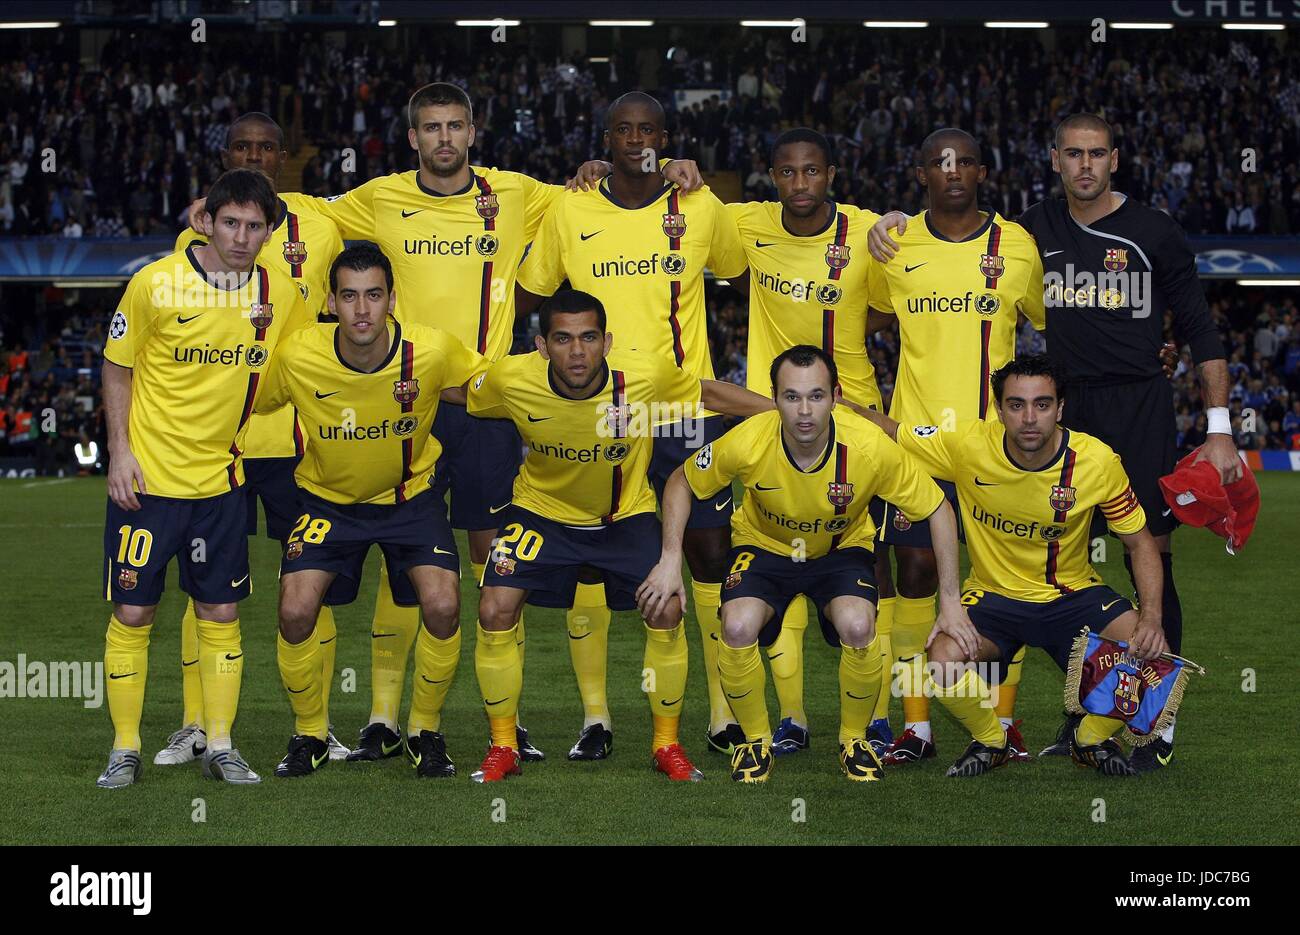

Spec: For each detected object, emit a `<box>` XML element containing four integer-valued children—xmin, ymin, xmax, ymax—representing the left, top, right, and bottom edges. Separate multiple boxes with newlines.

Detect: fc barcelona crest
<box><xmin>1104</xmin><ymin>248</ymin><xmax>1128</xmax><ymax>272</ymax></box>
<box><xmin>393</xmin><ymin>379</ymin><xmax>421</xmax><ymax>404</ymax></box>
<box><xmin>286</xmin><ymin>541</ymin><xmax>303</xmax><ymax>561</ymax></box>
<box><xmin>892</xmin><ymin>511</ymin><xmax>912</xmax><ymax>532</ymax></box>
<box><xmin>475</xmin><ymin>193</ymin><xmax>499</xmax><ymax>219</ymax></box>
<box><xmin>283</xmin><ymin>240</ymin><xmax>308</xmax><ymax>265</ymax></box>
<box><xmin>1114</xmin><ymin>669</ymin><xmax>1141</xmax><ymax>717</ymax></box>
<box><xmin>979</xmin><ymin>254</ymin><xmax>1005</xmax><ymax>279</ymax></box>
<box><xmin>725</xmin><ymin>571</ymin><xmax>742</xmax><ymax>590</ymax></box>
<box><xmin>1049</xmin><ymin>485</ymin><xmax>1077</xmax><ymax>512</ymax></box>
<box><xmin>827</xmin><ymin>482</ymin><xmax>855</xmax><ymax>508</ymax></box>
<box><xmin>494</xmin><ymin>555</ymin><xmax>516</xmax><ymax>576</ymax></box>
<box><xmin>825</xmin><ymin>243</ymin><xmax>851</xmax><ymax>270</ymax></box>
<box><xmin>662</xmin><ymin>213</ymin><xmax>687</xmax><ymax>238</ymax></box>
<box><xmin>248</xmin><ymin>303</ymin><xmax>274</xmax><ymax>329</ymax></box>
<box><xmin>117</xmin><ymin>568</ymin><xmax>138</xmax><ymax>591</ymax></box>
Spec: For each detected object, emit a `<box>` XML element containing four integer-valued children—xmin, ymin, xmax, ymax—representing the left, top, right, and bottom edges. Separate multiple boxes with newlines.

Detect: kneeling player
<box><xmin>641</xmin><ymin>346</ymin><xmax>966</xmax><ymax>783</ymax></box>
<box><xmin>254</xmin><ymin>244</ymin><xmax>487</xmax><ymax>777</ymax></box>
<box><xmin>859</xmin><ymin>355</ymin><xmax>1168</xmax><ymax>777</ymax></box>
<box><xmin>465</xmin><ymin>289</ymin><xmax>772</xmax><ymax>782</ymax></box>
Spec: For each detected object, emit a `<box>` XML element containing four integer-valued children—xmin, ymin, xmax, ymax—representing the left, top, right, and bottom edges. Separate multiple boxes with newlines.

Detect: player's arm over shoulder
<box><xmin>465</xmin><ymin>353</ymin><xmax>518</xmax><ymax>418</ymax></box>
<box><xmin>869</xmin><ymin>430</ymin><xmax>947</xmax><ymax>521</ymax></box>
<box><xmin>683</xmin><ymin>416</ymin><xmax>755</xmax><ymax>499</ymax></box>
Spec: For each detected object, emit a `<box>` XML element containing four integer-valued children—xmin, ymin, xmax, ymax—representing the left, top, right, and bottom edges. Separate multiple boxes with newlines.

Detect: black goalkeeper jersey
<box><xmin>1018</xmin><ymin>196</ymin><xmax>1224</xmax><ymax>384</ymax></box>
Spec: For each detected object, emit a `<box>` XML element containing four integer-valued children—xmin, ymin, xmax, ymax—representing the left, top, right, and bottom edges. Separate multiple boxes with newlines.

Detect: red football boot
<box><xmin>471</xmin><ymin>745</ymin><xmax>521</xmax><ymax>783</ymax></box>
<box><xmin>652</xmin><ymin>743</ymin><xmax>704</xmax><ymax>782</ymax></box>
<box><xmin>1004</xmin><ymin>719</ymin><xmax>1032</xmax><ymax>762</ymax></box>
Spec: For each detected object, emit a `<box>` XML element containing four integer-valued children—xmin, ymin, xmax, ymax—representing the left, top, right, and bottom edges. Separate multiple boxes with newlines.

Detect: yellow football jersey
<box><xmin>729</xmin><ymin>201</ymin><xmax>883</xmax><ymax>410</ymax></box>
<box><xmin>177</xmin><ymin>194</ymin><xmax>343</xmax><ymax>459</ymax></box>
<box><xmin>467</xmin><ymin>350</ymin><xmax>702</xmax><ymax>526</ymax></box>
<box><xmin>516</xmin><ymin>180</ymin><xmax>748</xmax><ymax>390</ymax></box>
<box><xmin>104</xmin><ymin>245</ymin><xmax>311</xmax><ymax>498</ymax></box>
<box><xmin>686</xmin><ymin>409</ymin><xmax>945</xmax><ymax>558</ymax></box>
<box><xmin>310</xmin><ymin>167</ymin><xmax>557</xmax><ymax>361</ymax></box>
<box><xmin>896</xmin><ymin>419</ymin><xmax>1146</xmax><ymax>602</ymax></box>
<box><xmin>867</xmin><ymin>211</ymin><xmax>1045</xmax><ymax>425</ymax></box>
<box><xmin>256</xmin><ymin>320</ymin><xmax>485</xmax><ymax>506</ymax></box>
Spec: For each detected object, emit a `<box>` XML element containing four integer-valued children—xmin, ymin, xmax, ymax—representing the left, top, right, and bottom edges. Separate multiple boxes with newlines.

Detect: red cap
<box><xmin>1158</xmin><ymin>447</ymin><xmax>1260</xmax><ymax>553</ymax></box>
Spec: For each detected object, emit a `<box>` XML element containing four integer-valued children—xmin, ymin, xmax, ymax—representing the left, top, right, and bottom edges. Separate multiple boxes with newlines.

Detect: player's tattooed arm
<box><xmin>103</xmin><ymin>360</ymin><xmax>146</xmax><ymax>510</ymax></box>
<box><xmin>637</xmin><ymin>466</ymin><xmax>691</xmax><ymax>620</ymax></box>
<box><xmin>1117</xmin><ymin>526</ymin><xmax>1168</xmax><ymax>659</ymax></box>
<box><xmin>867</xmin><ymin>210</ymin><xmax>909</xmax><ymax>262</ymax></box>
<box><xmin>1192</xmin><ymin>357</ymin><xmax>1243</xmax><ymax>484</ymax></box>
<box><xmin>699</xmin><ymin>379</ymin><xmax>774</xmax><ymax>417</ymax></box>
<box><xmin>924</xmin><ymin>500</ymin><xmax>979</xmax><ymax>659</ymax></box>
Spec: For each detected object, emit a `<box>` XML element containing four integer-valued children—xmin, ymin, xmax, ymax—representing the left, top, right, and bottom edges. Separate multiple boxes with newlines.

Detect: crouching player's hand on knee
<box><xmin>929</xmin><ymin>602</ymin><xmax>980</xmax><ymax>661</ymax></box>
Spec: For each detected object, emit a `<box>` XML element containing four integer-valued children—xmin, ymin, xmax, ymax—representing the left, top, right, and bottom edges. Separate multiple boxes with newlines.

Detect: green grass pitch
<box><xmin>1</xmin><ymin>475</ymin><xmax>1297</xmax><ymax>845</ymax></box>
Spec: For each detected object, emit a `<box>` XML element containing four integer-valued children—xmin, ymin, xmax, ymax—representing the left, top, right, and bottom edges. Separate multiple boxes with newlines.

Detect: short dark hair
<box><xmin>919</xmin><ymin>127</ymin><xmax>980</xmax><ymax>164</ymax></box>
<box><xmin>606</xmin><ymin>90</ymin><xmax>666</xmax><ymax>130</ymax></box>
<box><xmin>205</xmin><ymin>168</ymin><xmax>277</xmax><ymax>226</ymax></box>
<box><xmin>539</xmin><ymin>289</ymin><xmax>606</xmax><ymax>337</ymax></box>
<box><xmin>408</xmin><ymin>82</ymin><xmax>473</xmax><ymax>128</ymax></box>
<box><xmin>225</xmin><ymin>112</ymin><xmax>284</xmax><ymax>150</ymax></box>
<box><xmin>1053</xmin><ymin>113</ymin><xmax>1114</xmax><ymax>151</ymax></box>
<box><xmin>770</xmin><ymin>344</ymin><xmax>838</xmax><ymax>395</ymax></box>
<box><xmin>770</xmin><ymin>127</ymin><xmax>833</xmax><ymax>168</ymax></box>
<box><xmin>329</xmin><ymin>243</ymin><xmax>394</xmax><ymax>293</ymax></box>
<box><xmin>990</xmin><ymin>354</ymin><xmax>1069</xmax><ymax>404</ymax></box>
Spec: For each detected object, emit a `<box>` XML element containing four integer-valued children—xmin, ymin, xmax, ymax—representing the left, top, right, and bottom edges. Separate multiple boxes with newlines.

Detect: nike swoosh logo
<box><xmin>767</xmin><ymin>652</ymin><xmax>783</xmax><ymax>660</ymax></box>
<box><xmin>318</xmin><ymin>636</ymin><xmax>336</xmax><ymax>646</ymax></box>
<box><xmin>974</xmin><ymin>477</ymin><xmax>998</xmax><ymax>486</ymax></box>
<box><xmin>1156</xmin><ymin>751</ymin><xmax>1173</xmax><ymax>766</ymax></box>
<box><xmin>421</xmin><ymin>675</ymin><xmax>450</xmax><ymax>684</ymax></box>
<box><xmin>846</xmin><ymin>691</ymin><xmax>870</xmax><ymax>700</ymax></box>
<box><xmin>287</xmin><ymin>686</ymin><xmax>308</xmax><ymax>694</ymax></box>
<box><xmin>1044</xmin><ymin>250</ymin><xmax>1064</xmax><ymax>257</ymax></box>
<box><xmin>381</xmin><ymin>739</ymin><xmax>403</xmax><ymax>755</ymax></box>
<box><xmin>904</xmin><ymin>263</ymin><xmax>926</xmax><ymax>273</ymax></box>
<box><xmin>660</xmin><ymin>696</ymin><xmax>684</xmax><ymax>707</ymax></box>
<box><xmin>726</xmin><ymin>690</ymin><xmax>752</xmax><ymax>700</ymax></box>
<box><xmin>715</xmin><ymin>497</ymin><xmax>732</xmax><ymax>511</ymax></box>
<box><xmin>401</xmin><ymin>209</ymin><xmax>423</xmax><ymax>218</ymax></box>
<box><xmin>1162</xmin><ymin>508</ymin><xmax>1173</xmax><ymax>517</ymax></box>
<box><xmin>709</xmin><ymin>632</ymin><xmax>719</xmax><ymax>641</ymax></box>
<box><xmin>754</xmin><ymin>240</ymin><xmax>776</xmax><ymax>248</ymax></box>
<box><xmin>312</xmin><ymin>752</ymin><xmax>327</xmax><ymax>768</ymax></box>
<box><xmin>372</xmin><ymin>632</ymin><xmax>397</xmax><ymax>639</ymax></box>
<box><xmin>230</xmin><ymin>574</ymin><xmax>249</xmax><ymax>587</ymax></box>
<box><xmin>755</xmin><ymin>484</ymin><xmax>780</xmax><ymax>491</ymax></box>
<box><xmin>856</xmin><ymin>579</ymin><xmax>873</xmax><ymax>588</ymax></box>
<box><xmin>580</xmin><ymin>230</ymin><xmax>603</xmax><ymax>241</ymax></box>
<box><xmin>315</xmin><ymin>390</ymin><xmax>340</xmax><ymax>399</ymax></box>
<box><xmin>489</xmin><ymin>503</ymin><xmax>510</xmax><ymax>514</ymax></box>
<box><xmin>182</xmin><ymin>659</ymin><xmax>198</xmax><ymax>667</ymax></box>
<box><xmin>177</xmin><ymin>313</ymin><xmax>203</xmax><ymax>324</ymax></box>
<box><xmin>1101</xmin><ymin>599</ymin><xmax>1123</xmax><ymax>611</ymax></box>
<box><xmin>433</xmin><ymin>546</ymin><xmax>454</xmax><ymax>555</ymax></box>
<box><xmin>109</xmin><ymin>671</ymin><xmax>137</xmax><ymax>680</ymax></box>
<box><xmin>224</xmin><ymin>653</ymin><xmax>243</xmax><ymax>661</ymax></box>
<box><xmin>526</xmin><ymin>414</ymin><xmax>551</xmax><ymax>422</ymax></box>
<box><xmin>484</xmin><ymin>697</ymin><xmax>510</xmax><ymax>706</ymax></box>
<box><xmin>568</xmin><ymin>632</ymin><xmax>591</xmax><ymax>640</ymax></box>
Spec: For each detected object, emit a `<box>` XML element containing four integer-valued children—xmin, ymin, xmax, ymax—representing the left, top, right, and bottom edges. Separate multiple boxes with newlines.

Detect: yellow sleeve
<box><xmin>310</xmin><ymin>177</ymin><xmax>378</xmax><ymax>240</ymax></box>
<box><xmin>683</xmin><ymin>423</ymin><xmax>744</xmax><ymax>500</ymax></box>
<box><xmin>705</xmin><ymin>192</ymin><xmax>749</xmax><ymax>279</ymax></box>
<box><xmin>1018</xmin><ymin>237</ymin><xmax>1046</xmax><ymax>330</ymax></box>
<box><xmin>466</xmin><ymin>359</ymin><xmax>511</xmax><ymax>419</ymax></box>
<box><xmin>103</xmin><ymin>271</ymin><xmax>158</xmax><ymax>369</ymax></box>
<box><xmin>894</xmin><ymin>420</ymin><xmax>970</xmax><ymax>482</ymax></box>
<box><xmin>522</xmin><ymin>174</ymin><xmax>562</xmax><ymax>243</ymax></box>
<box><xmin>1097</xmin><ymin>451</ymin><xmax>1147</xmax><ymax>535</ymax></box>
<box><xmin>436</xmin><ymin>331</ymin><xmax>489</xmax><ymax>389</ymax></box>
<box><xmin>282</xmin><ymin>279</ymin><xmax>314</xmax><ymax>336</ymax></box>
<box><xmin>516</xmin><ymin>198</ymin><xmax>566</xmax><ymax>297</ymax></box>
<box><xmin>648</xmin><ymin>355</ymin><xmax>705</xmax><ymax>410</ymax></box>
<box><xmin>254</xmin><ymin>339</ymin><xmax>292</xmax><ymax>415</ymax></box>
<box><xmin>173</xmin><ymin>229</ymin><xmax>200</xmax><ymax>254</ymax></box>
<box><xmin>871</xmin><ymin>434</ymin><xmax>947</xmax><ymax>521</ymax></box>
<box><xmin>866</xmin><ymin>256</ymin><xmax>895</xmax><ymax>314</ymax></box>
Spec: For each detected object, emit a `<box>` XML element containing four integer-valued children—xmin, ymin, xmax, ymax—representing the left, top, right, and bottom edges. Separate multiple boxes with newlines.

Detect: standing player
<box><xmin>864</xmin><ymin>129</ymin><xmax>1045</xmax><ymax>766</ymax></box>
<box><xmin>514</xmin><ymin>92</ymin><xmax>750</xmax><ymax>761</ymax></box>
<box><xmin>856</xmin><ymin>355</ymin><xmax>1166</xmax><ymax>778</ymax></box>
<box><xmin>464</xmin><ymin>290</ymin><xmax>772</xmax><ymax>782</ymax></box>
<box><xmin>253</xmin><ymin>245</ymin><xmax>485</xmax><ymax>777</ymax></box>
<box><xmin>869</xmin><ymin>114</ymin><xmax>1233</xmax><ymax>770</ymax></box>
<box><xmin>724</xmin><ymin>128</ymin><xmax>890</xmax><ymax>758</ymax></box>
<box><xmin>98</xmin><ymin>168</ymin><xmax>310</xmax><ymax>788</ymax></box>
<box><xmin>158</xmin><ymin>112</ymin><xmax>348</xmax><ymax>768</ymax></box>
<box><xmin>640</xmin><ymin>346</ymin><xmax>965</xmax><ymax>783</ymax></box>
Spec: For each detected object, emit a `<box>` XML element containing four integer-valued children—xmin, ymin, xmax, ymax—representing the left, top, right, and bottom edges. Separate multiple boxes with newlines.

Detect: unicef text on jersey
<box><xmin>1043</xmin><ymin>264</ymin><xmax>1153</xmax><ymax>319</ymax></box>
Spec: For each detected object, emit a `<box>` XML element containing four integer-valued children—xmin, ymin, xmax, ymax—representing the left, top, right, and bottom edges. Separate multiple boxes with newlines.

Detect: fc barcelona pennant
<box><xmin>1064</xmin><ymin>628</ymin><xmax>1205</xmax><ymax>745</ymax></box>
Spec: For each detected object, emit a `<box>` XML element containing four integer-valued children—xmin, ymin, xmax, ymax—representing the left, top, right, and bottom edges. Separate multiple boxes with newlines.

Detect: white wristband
<box><xmin>1206</xmin><ymin>406</ymin><xmax>1231</xmax><ymax>436</ymax></box>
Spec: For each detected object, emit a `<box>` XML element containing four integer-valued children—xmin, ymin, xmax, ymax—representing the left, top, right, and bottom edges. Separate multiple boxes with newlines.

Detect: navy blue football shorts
<box><xmin>432</xmin><ymin>402</ymin><xmax>523</xmax><ymax>532</ymax></box>
<box><xmin>243</xmin><ymin>456</ymin><xmax>301</xmax><ymax>541</ymax></box>
<box><xmin>873</xmin><ymin>479</ymin><xmax>963</xmax><ymax>548</ymax></box>
<box><xmin>650</xmin><ymin>414</ymin><xmax>733</xmax><ymax>529</ymax></box>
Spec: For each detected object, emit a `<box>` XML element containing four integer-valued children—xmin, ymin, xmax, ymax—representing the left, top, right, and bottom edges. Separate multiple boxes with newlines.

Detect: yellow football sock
<box><xmin>644</xmin><ymin>622</ymin><xmax>688</xmax><ymax>752</ymax></box>
<box><xmin>196</xmin><ymin>617</ymin><xmax>243</xmax><ymax>751</ymax></box>
<box><xmin>896</xmin><ymin>593</ymin><xmax>936</xmax><ymax>731</ymax></box>
<box><xmin>691</xmin><ymin>580</ymin><xmax>731</xmax><ymax>732</ymax></box>
<box><xmin>927</xmin><ymin>668</ymin><xmax>1006</xmax><ymax>748</ymax></box>
<box><xmin>105</xmin><ymin>616</ymin><xmax>150</xmax><ymax>751</ymax></box>
<box><xmin>567</xmin><ymin>581</ymin><xmax>612</xmax><ymax>727</ymax></box>
<box><xmin>408</xmin><ymin>626</ymin><xmax>461</xmax><ymax>735</ymax></box>
<box><xmin>995</xmin><ymin>645</ymin><xmax>1025</xmax><ymax>720</ymax></box>
<box><xmin>277</xmin><ymin>626</ymin><xmax>326</xmax><ymax>740</ymax></box>
<box><xmin>716</xmin><ymin>640</ymin><xmax>771</xmax><ymax>744</ymax></box>
<box><xmin>475</xmin><ymin>622</ymin><xmax>520</xmax><ymax>750</ymax></box>
<box><xmin>872</xmin><ymin>596</ymin><xmax>896</xmax><ymax>722</ymax></box>
<box><xmin>767</xmin><ymin>595</ymin><xmax>808</xmax><ymax>729</ymax></box>
<box><xmin>369</xmin><ymin>563</ymin><xmax>420</xmax><ymax>730</ymax></box>
<box><xmin>316</xmin><ymin>605</ymin><xmax>337</xmax><ymax>721</ymax></box>
<box><xmin>839</xmin><ymin>636</ymin><xmax>883</xmax><ymax>745</ymax></box>
<box><xmin>180</xmin><ymin>599</ymin><xmax>204</xmax><ymax>730</ymax></box>
<box><xmin>1076</xmin><ymin>713</ymin><xmax>1126</xmax><ymax>746</ymax></box>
